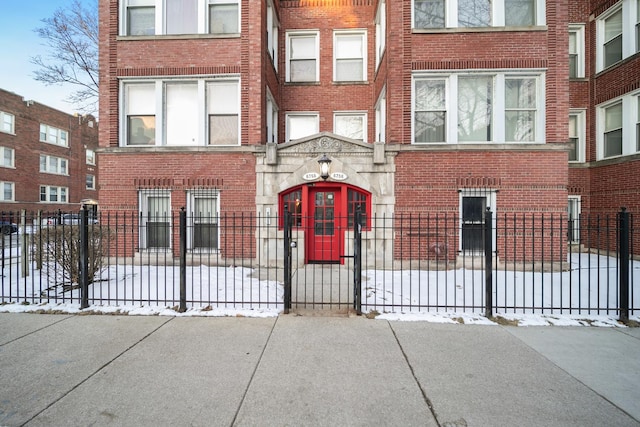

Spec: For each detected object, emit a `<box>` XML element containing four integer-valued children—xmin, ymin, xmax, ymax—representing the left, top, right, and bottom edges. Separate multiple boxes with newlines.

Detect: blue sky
<box><xmin>0</xmin><ymin>0</ymin><xmax>80</xmax><ymax>114</ymax></box>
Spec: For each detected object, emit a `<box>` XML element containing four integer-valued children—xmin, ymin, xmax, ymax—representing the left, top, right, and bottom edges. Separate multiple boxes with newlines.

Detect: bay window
<box><xmin>596</xmin><ymin>0</ymin><xmax>640</xmax><ymax>71</ymax></box>
<box><xmin>597</xmin><ymin>93</ymin><xmax>640</xmax><ymax>159</ymax></box>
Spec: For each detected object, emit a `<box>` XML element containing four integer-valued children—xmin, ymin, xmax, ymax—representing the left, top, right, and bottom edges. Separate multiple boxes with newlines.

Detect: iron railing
<box><xmin>0</xmin><ymin>208</ymin><xmax>636</xmax><ymax>319</ymax></box>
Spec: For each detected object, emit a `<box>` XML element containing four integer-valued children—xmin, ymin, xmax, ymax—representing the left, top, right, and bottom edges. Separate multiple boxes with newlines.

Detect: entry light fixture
<box><xmin>318</xmin><ymin>154</ymin><xmax>332</xmax><ymax>180</ymax></box>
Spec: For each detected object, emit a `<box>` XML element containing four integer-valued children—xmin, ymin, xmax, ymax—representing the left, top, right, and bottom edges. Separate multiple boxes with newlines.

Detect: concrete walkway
<box><xmin>0</xmin><ymin>313</ymin><xmax>638</xmax><ymax>426</ymax></box>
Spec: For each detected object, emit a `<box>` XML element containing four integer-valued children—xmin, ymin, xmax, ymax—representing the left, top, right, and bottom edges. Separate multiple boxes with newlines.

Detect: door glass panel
<box><xmin>314</xmin><ymin>192</ymin><xmax>335</xmax><ymax>236</ymax></box>
<box><xmin>462</xmin><ymin>196</ymin><xmax>486</xmax><ymax>252</ymax></box>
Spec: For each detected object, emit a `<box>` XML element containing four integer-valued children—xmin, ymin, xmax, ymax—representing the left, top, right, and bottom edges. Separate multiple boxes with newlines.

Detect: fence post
<box><xmin>618</xmin><ymin>207</ymin><xmax>630</xmax><ymax>322</ymax></box>
<box><xmin>484</xmin><ymin>207</ymin><xmax>493</xmax><ymax>318</ymax></box>
<box><xmin>79</xmin><ymin>206</ymin><xmax>89</xmax><ymax>309</ymax></box>
<box><xmin>353</xmin><ymin>206</ymin><xmax>362</xmax><ymax>315</ymax></box>
<box><xmin>283</xmin><ymin>206</ymin><xmax>292</xmax><ymax>314</ymax></box>
<box><xmin>179</xmin><ymin>208</ymin><xmax>187</xmax><ymax>313</ymax></box>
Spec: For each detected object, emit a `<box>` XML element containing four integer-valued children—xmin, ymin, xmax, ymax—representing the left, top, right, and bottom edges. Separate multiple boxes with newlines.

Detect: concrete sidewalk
<box><xmin>0</xmin><ymin>313</ymin><xmax>638</xmax><ymax>427</ymax></box>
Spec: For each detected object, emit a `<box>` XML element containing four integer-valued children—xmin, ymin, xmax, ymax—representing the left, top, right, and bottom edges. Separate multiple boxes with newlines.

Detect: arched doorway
<box><xmin>281</xmin><ymin>183</ymin><xmax>369</xmax><ymax>263</ymax></box>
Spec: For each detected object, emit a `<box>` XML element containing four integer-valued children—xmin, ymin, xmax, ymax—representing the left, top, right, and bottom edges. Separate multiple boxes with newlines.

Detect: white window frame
<box><xmin>120</xmin><ymin>77</ymin><xmax>240</xmax><ymax>147</ymax></box>
<box><xmin>568</xmin><ymin>110</ymin><xmax>586</xmax><ymax>163</ymax></box>
<box><xmin>596</xmin><ymin>0</ymin><xmax>640</xmax><ymax>72</ymax></box>
<box><xmin>0</xmin><ymin>147</ymin><xmax>15</xmax><ymax>168</ymax></box>
<box><xmin>139</xmin><ymin>189</ymin><xmax>172</xmax><ymax>251</ymax></box>
<box><xmin>267</xmin><ymin>0</ymin><xmax>279</xmax><ymax>70</ymax></box>
<box><xmin>86</xmin><ymin>175</ymin><xmax>96</xmax><ymax>190</ymax></box>
<box><xmin>0</xmin><ymin>111</ymin><xmax>15</xmax><ymax>134</ymax></box>
<box><xmin>412</xmin><ymin>71</ymin><xmax>545</xmax><ymax>145</ymax></box>
<box><xmin>286</xmin><ymin>31</ymin><xmax>320</xmax><ymax>83</ymax></box>
<box><xmin>568</xmin><ymin>195</ymin><xmax>581</xmax><ymax>243</ymax></box>
<box><xmin>375</xmin><ymin>0</ymin><xmax>386</xmax><ymax>68</ymax></box>
<box><xmin>40</xmin><ymin>185</ymin><xmax>68</xmax><ymax>203</ymax></box>
<box><xmin>458</xmin><ymin>189</ymin><xmax>497</xmax><ymax>254</ymax></box>
<box><xmin>207</xmin><ymin>0</ymin><xmax>240</xmax><ymax>35</ymax></box>
<box><xmin>375</xmin><ymin>87</ymin><xmax>387</xmax><ymax>143</ymax></box>
<box><xmin>569</xmin><ymin>25</ymin><xmax>586</xmax><ymax>79</ymax></box>
<box><xmin>334</xmin><ymin>112</ymin><xmax>367</xmax><ymax>142</ymax></box>
<box><xmin>597</xmin><ymin>92</ymin><xmax>640</xmax><ymax>159</ymax></box>
<box><xmin>0</xmin><ymin>182</ymin><xmax>14</xmax><ymax>202</ymax></box>
<box><xmin>121</xmin><ymin>0</ymin><xmax>156</xmax><ymax>36</ymax></box>
<box><xmin>412</xmin><ymin>0</ymin><xmax>545</xmax><ymax>29</ymax></box>
<box><xmin>86</xmin><ymin>148</ymin><xmax>96</xmax><ymax>165</ymax></box>
<box><xmin>39</xmin><ymin>124</ymin><xmax>69</xmax><ymax>147</ymax></box>
<box><xmin>266</xmin><ymin>89</ymin><xmax>278</xmax><ymax>143</ymax></box>
<box><xmin>40</xmin><ymin>155</ymin><xmax>69</xmax><ymax>175</ymax></box>
<box><xmin>333</xmin><ymin>30</ymin><xmax>367</xmax><ymax>82</ymax></box>
<box><xmin>186</xmin><ymin>189</ymin><xmax>220</xmax><ymax>252</ymax></box>
<box><xmin>286</xmin><ymin>113</ymin><xmax>319</xmax><ymax>142</ymax></box>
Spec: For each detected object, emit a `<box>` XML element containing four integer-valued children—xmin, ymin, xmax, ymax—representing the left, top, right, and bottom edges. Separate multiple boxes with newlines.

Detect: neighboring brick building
<box><xmin>99</xmin><ymin>0</ymin><xmax>570</xmax><ymax>263</ymax></box>
<box><xmin>0</xmin><ymin>88</ymin><xmax>99</xmax><ymax>215</ymax></box>
<box><xmin>568</xmin><ymin>0</ymin><xmax>640</xmax><ymax>230</ymax></box>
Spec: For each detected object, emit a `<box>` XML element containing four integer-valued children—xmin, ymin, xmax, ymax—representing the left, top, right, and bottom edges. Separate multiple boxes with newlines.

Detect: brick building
<box><xmin>568</xmin><ymin>0</ymin><xmax>640</xmax><ymax>235</ymax></box>
<box><xmin>98</xmin><ymin>0</ymin><xmax>571</xmax><ymax>264</ymax></box>
<box><xmin>0</xmin><ymin>88</ymin><xmax>99</xmax><ymax>215</ymax></box>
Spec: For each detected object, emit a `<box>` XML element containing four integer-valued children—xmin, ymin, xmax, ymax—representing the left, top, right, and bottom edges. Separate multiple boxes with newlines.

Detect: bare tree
<box><xmin>31</xmin><ymin>0</ymin><xmax>99</xmax><ymax>114</ymax></box>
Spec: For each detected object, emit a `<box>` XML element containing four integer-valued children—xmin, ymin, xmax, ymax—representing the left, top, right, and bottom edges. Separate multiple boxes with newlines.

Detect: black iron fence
<box><xmin>0</xmin><ymin>208</ymin><xmax>637</xmax><ymax>320</ymax></box>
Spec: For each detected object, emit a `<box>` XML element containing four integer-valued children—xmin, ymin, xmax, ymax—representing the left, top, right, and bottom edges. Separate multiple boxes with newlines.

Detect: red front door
<box><xmin>308</xmin><ymin>188</ymin><xmax>342</xmax><ymax>263</ymax></box>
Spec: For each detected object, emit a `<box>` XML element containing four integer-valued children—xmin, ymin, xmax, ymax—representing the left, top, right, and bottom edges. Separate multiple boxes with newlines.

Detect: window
<box><xmin>569</xmin><ymin>25</ymin><xmax>585</xmax><ymax>79</ymax></box>
<box><xmin>375</xmin><ymin>88</ymin><xmax>386</xmax><ymax>143</ymax></box>
<box><xmin>596</xmin><ymin>1</ymin><xmax>640</xmax><ymax>71</ymax></box>
<box><xmin>598</xmin><ymin>93</ymin><xmax>640</xmax><ymax>159</ymax></box>
<box><xmin>0</xmin><ymin>147</ymin><xmax>14</xmax><ymax>168</ymax></box>
<box><xmin>40</xmin><ymin>155</ymin><xmax>68</xmax><ymax>175</ymax></box>
<box><xmin>40</xmin><ymin>124</ymin><xmax>69</xmax><ymax>147</ymax></box>
<box><xmin>334</xmin><ymin>112</ymin><xmax>366</xmax><ymax>141</ymax></box>
<box><xmin>568</xmin><ymin>196</ymin><xmax>581</xmax><ymax>243</ymax></box>
<box><xmin>286</xmin><ymin>113</ymin><xmax>319</xmax><ymax>141</ymax></box>
<box><xmin>209</xmin><ymin>0</ymin><xmax>239</xmax><ymax>34</ymax></box>
<box><xmin>267</xmin><ymin>0</ymin><xmax>279</xmax><ymax>69</ymax></box>
<box><xmin>334</xmin><ymin>31</ymin><xmax>367</xmax><ymax>82</ymax></box>
<box><xmin>0</xmin><ymin>182</ymin><xmax>14</xmax><ymax>202</ymax></box>
<box><xmin>125</xmin><ymin>0</ymin><xmax>155</xmax><ymax>35</ymax></box>
<box><xmin>459</xmin><ymin>189</ymin><xmax>496</xmax><ymax>254</ymax></box>
<box><xmin>40</xmin><ymin>185</ymin><xmax>68</xmax><ymax>203</ymax></box>
<box><xmin>413</xmin><ymin>72</ymin><xmax>545</xmax><ymax>144</ymax></box>
<box><xmin>347</xmin><ymin>188</ymin><xmax>368</xmax><ymax>228</ymax></box>
<box><xmin>375</xmin><ymin>0</ymin><xmax>386</xmax><ymax>67</ymax></box>
<box><xmin>286</xmin><ymin>31</ymin><xmax>319</xmax><ymax>83</ymax></box>
<box><xmin>86</xmin><ymin>148</ymin><xmax>96</xmax><ymax>165</ymax></box>
<box><xmin>266</xmin><ymin>90</ymin><xmax>278</xmax><ymax>143</ymax></box>
<box><xmin>122</xmin><ymin>78</ymin><xmax>240</xmax><ymax>147</ymax></box>
<box><xmin>86</xmin><ymin>175</ymin><xmax>96</xmax><ymax>190</ymax></box>
<box><xmin>139</xmin><ymin>190</ymin><xmax>170</xmax><ymax>250</ymax></box>
<box><xmin>568</xmin><ymin>111</ymin><xmax>585</xmax><ymax>163</ymax></box>
<box><xmin>188</xmin><ymin>190</ymin><xmax>219</xmax><ymax>251</ymax></box>
<box><xmin>413</xmin><ymin>0</ymin><xmax>544</xmax><ymax>29</ymax></box>
<box><xmin>167</xmin><ymin>0</ymin><xmax>197</xmax><ymax>34</ymax></box>
<box><xmin>282</xmin><ymin>189</ymin><xmax>302</xmax><ymax>227</ymax></box>
<box><xmin>0</xmin><ymin>111</ymin><xmax>15</xmax><ymax>134</ymax></box>
<box><xmin>603</xmin><ymin>102</ymin><xmax>623</xmax><ymax>158</ymax></box>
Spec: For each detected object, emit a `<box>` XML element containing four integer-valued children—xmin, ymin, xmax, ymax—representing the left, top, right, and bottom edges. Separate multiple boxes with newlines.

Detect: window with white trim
<box><xmin>459</xmin><ymin>189</ymin><xmax>496</xmax><ymax>254</ymax></box>
<box><xmin>601</xmin><ymin>102</ymin><xmax>623</xmax><ymax>158</ymax></box>
<box><xmin>596</xmin><ymin>0</ymin><xmax>640</xmax><ymax>71</ymax></box>
<box><xmin>568</xmin><ymin>110</ymin><xmax>585</xmax><ymax>163</ymax></box>
<box><xmin>267</xmin><ymin>0</ymin><xmax>279</xmax><ymax>69</ymax></box>
<box><xmin>637</xmin><ymin>95</ymin><xmax>640</xmax><ymax>152</ymax></box>
<box><xmin>86</xmin><ymin>148</ymin><xmax>96</xmax><ymax>165</ymax></box>
<box><xmin>1</xmin><ymin>111</ymin><xmax>15</xmax><ymax>134</ymax></box>
<box><xmin>597</xmin><ymin>92</ymin><xmax>640</xmax><ymax>159</ymax></box>
<box><xmin>124</xmin><ymin>0</ymin><xmax>155</xmax><ymax>35</ymax></box>
<box><xmin>86</xmin><ymin>175</ymin><xmax>96</xmax><ymax>190</ymax></box>
<box><xmin>0</xmin><ymin>147</ymin><xmax>14</xmax><ymax>168</ymax></box>
<box><xmin>286</xmin><ymin>31</ymin><xmax>319</xmax><ymax>83</ymax></box>
<box><xmin>375</xmin><ymin>0</ymin><xmax>386</xmax><ymax>68</ymax></box>
<box><xmin>334</xmin><ymin>112</ymin><xmax>366</xmax><ymax>141</ymax></box>
<box><xmin>266</xmin><ymin>89</ymin><xmax>278</xmax><ymax>143</ymax></box>
<box><xmin>375</xmin><ymin>88</ymin><xmax>387</xmax><ymax>143</ymax></box>
<box><xmin>187</xmin><ymin>189</ymin><xmax>219</xmax><ymax>251</ymax></box>
<box><xmin>569</xmin><ymin>25</ymin><xmax>585</xmax><ymax>79</ymax></box>
<box><xmin>568</xmin><ymin>196</ymin><xmax>581</xmax><ymax>243</ymax></box>
<box><xmin>286</xmin><ymin>113</ymin><xmax>319</xmax><ymax>141</ymax></box>
<box><xmin>1</xmin><ymin>182</ymin><xmax>14</xmax><ymax>202</ymax></box>
<box><xmin>334</xmin><ymin>31</ymin><xmax>367</xmax><ymax>82</ymax></box>
<box><xmin>121</xmin><ymin>78</ymin><xmax>240</xmax><ymax>147</ymax></box>
<box><xmin>413</xmin><ymin>72</ymin><xmax>545</xmax><ymax>144</ymax></box>
<box><xmin>40</xmin><ymin>124</ymin><xmax>69</xmax><ymax>147</ymax></box>
<box><xmin>40</xmin><ymin>155</ymin><xmax>68</xmax><ymax>175</ymax></box>
<box><xmin>40</xmin><ymin>185</ymin><xmax>68</xmax><ymax>203</ymax></box>
<box><xmin>413</xmin><ymin>0</ymin><xmax>544</xmax><ymax>29</ymax></box>
<box><xmin>139</xmin><ymin>190</ymin><xmax>171</xmax><ymax>250</ymax></box>
<box><xmin>209</xmin><ymin>0</ymin><xmax>239</xmax><ymax>34</ymax></box>
<box><xmin>167</xmin><ymin>0</ymin><xmax>197</xmax><ymax>34</ymax></box>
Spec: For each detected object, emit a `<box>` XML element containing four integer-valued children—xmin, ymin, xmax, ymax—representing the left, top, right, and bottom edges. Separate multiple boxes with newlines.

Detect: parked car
<box><xmin>0</xmin><ymin>221</ymin><xmax>18</xmax><ymax>234</ymax></box>
<box><xmin>60</xmin><ymin>213</ymin><xmax>99</xmax><ymax>225</ymax></box>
